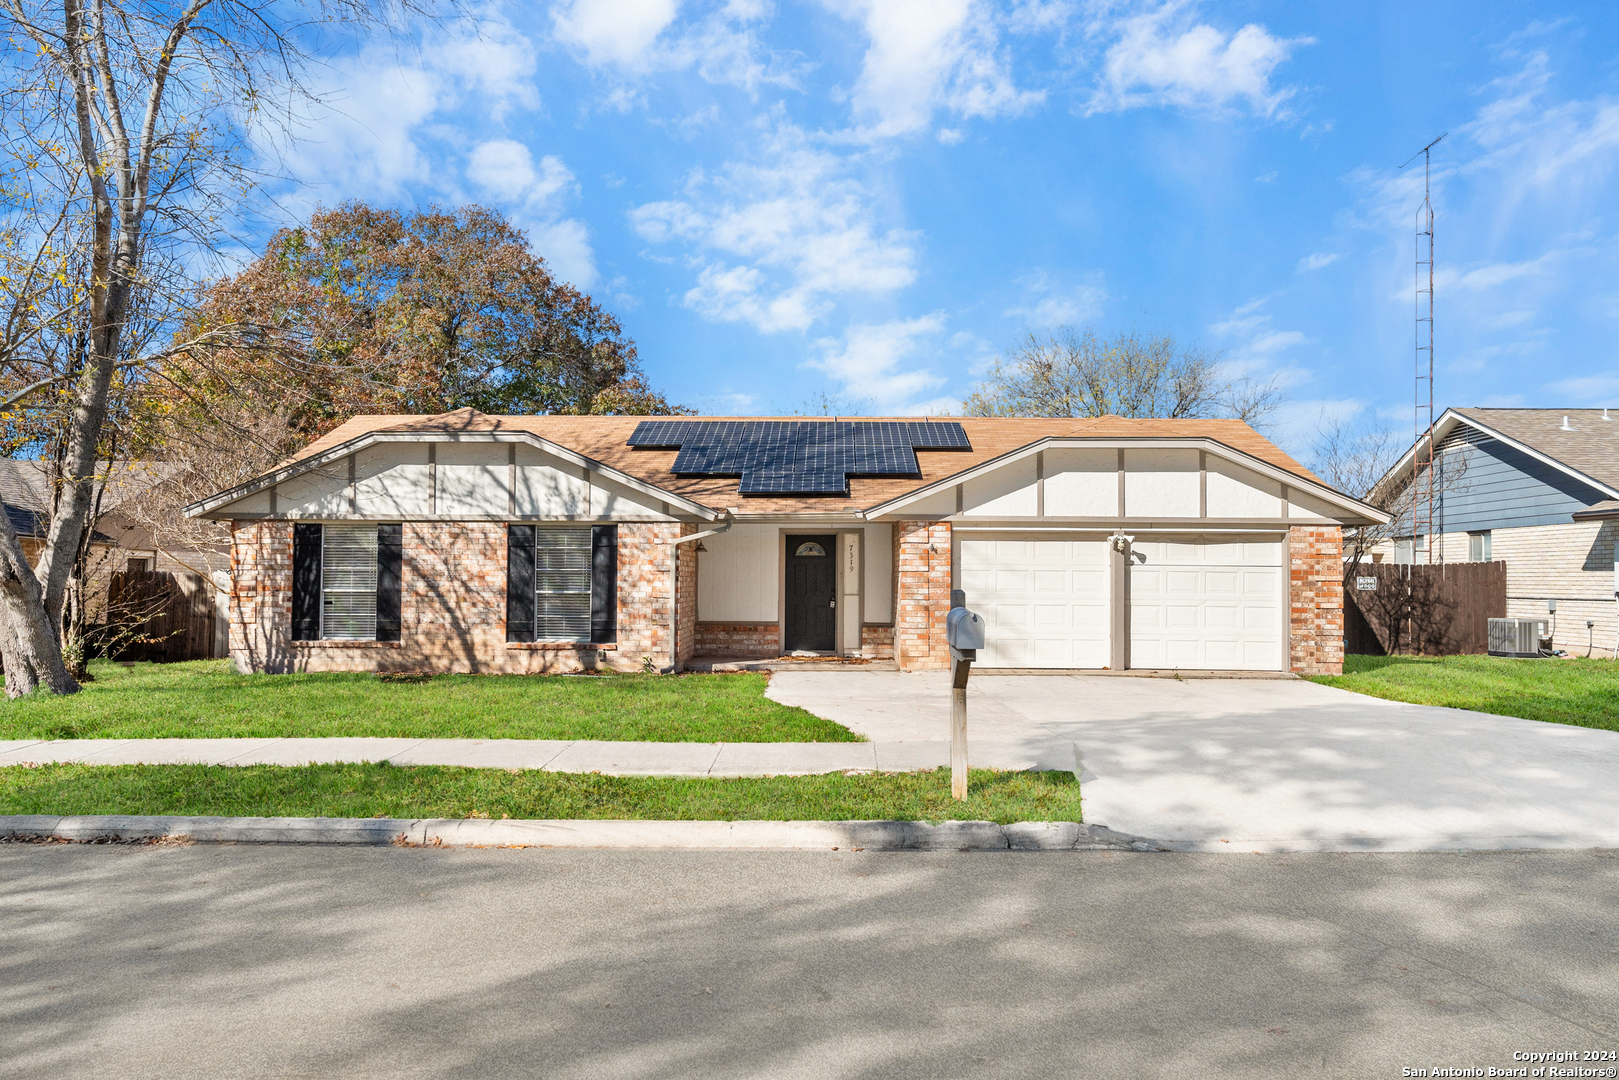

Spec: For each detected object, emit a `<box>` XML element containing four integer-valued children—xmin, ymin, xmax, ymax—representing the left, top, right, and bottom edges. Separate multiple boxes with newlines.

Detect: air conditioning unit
<box><xmin>1488</xmin><ymin>618</ymin><xmax>1550</xmax><ymax>658</ymax></box>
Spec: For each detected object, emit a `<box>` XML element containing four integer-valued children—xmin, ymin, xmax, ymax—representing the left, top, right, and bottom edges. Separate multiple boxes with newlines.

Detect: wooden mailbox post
<box><xmin>946</xmin><ymin>589</ymin><xmax>985</xmax><ymax>801</ymax></box>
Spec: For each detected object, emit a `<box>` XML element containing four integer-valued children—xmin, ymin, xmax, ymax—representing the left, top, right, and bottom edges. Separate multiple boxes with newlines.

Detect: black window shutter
<box><xmin>591</xmin><ymin>524</ymin><xmax>618</xmax><ymax>645</ymax></box>
<box><xmin>292</xmin><ymin>523</ymin><xmax>322</xmax><ymax>641</ymax></box>
<box><xmin>375</xmin><ymin>524</ymin><xmax>403</xmax><ymax>642</ymax></box>
<box><xmin>506</xmin><ymin>524</ymin><xmax>536</xmax><ymax>643</ymax></box>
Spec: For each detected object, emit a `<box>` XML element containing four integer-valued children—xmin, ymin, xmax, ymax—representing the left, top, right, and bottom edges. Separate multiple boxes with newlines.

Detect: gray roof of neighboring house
<box><xmin>1451</xmin><ymin>408</ymin><xmax>1619</xmax><ymax>494</ymax></box>
<box><xmin>0</xmin><ymin>460</ymin><xmax>176</xmax><ymax>542</ymax></box>
<box><xmin>1572</xmin><ymin>498</ymin><xmax>1619</xmax><ymax>521</ymax></box>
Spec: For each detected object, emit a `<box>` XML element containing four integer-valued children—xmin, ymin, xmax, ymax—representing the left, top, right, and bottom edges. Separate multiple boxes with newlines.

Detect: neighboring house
<box><xmin>0</xmin><ymin>459</ymin><xmax>201</xmax><ymax>572</ymax></box>
<box><xmin>1372</xmin><ymin>408</ymin><xmax>1619</xmax><ymax>654</ymax></box>
<box><xmin>186</xmin><ymin>409</ymin><xmax>1385</xmax><ymax>677</ymax></box>
<box><xmin>0</xmin><ymin>459</ymin><xmax>231</xmax><ymax>657</ymax></box>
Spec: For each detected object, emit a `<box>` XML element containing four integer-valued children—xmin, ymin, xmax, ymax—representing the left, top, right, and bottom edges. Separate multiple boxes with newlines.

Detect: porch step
<box><xmin>685</xmin><ymin>656</ymin><xmax>899</xmax><ymax>673</ymax></box>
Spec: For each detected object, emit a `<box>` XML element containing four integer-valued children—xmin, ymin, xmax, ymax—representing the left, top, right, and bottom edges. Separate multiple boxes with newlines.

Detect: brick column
<box><xmin>616</xmin><ymin>522</ymin><xmax>694</xmax><ymax>671</ymax></box>
<box><xmin>1289</xmin><ymin>524</ymin><xmax>1344</xmax><ymax>675</ymax></box>
<box><xmin>677</xmin><ymin>525</ymin><xmax>697</xmax><ymax>665</ymax></box>
<box><xmin>894</xmin><ymin>520</ymin><xmax>952</xmax><ymax>671</ymax></box>
<box><xmin>229</xmin><ymin>520</ymin><xmax>293</xmax><ymax>674</ymax></box>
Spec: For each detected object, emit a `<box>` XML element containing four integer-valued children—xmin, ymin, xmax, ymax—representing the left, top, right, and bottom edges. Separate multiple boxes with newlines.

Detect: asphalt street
<box><xmin>3</xmin><ymin>845</ymin><xmax>1617</xmax><ymax>1079</ymax></box>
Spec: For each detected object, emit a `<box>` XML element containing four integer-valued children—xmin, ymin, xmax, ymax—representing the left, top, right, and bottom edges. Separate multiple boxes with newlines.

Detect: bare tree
<box><xmin>963</xmin><ymin>326</ymin><xmax>1284</xmax><ymax>428</ymax></box>
<box><xmin>0</xmin><ymin>0</ymin><xmax>437</xmax><ymax>696</ymax></box>
<box><xmin>1310</xmin><ymin>411</ymin><xmax>1468</xmax><ymax>575</ymax></box>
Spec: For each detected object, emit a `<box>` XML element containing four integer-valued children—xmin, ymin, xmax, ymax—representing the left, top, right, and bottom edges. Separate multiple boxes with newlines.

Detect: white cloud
<box><xmin>551</xmin><ymin>0</ymin><xmax>803</xmax><ymax>92</ymax></box>
<box><xmin>551</xmin><ymin>0</ymin><xmax>680</xmax><ymax>68</ymax></box>
<box><xmin>836</xmin><ymin>0</ymin><xmax>1045</xmax><ymax>138</ymax></box>
<box><xmin>271</xmin><ymin>55</ymin><xmax>444</xmax><ymax>205</ymax></box>
<box><xmin>1545</xmin><ymin>372</ymin><xmax>1619</xmax><ymax>402</ymax></box>
<box><xmin>629</xmin><ymin>120</ymin><xmax>917</xmax><ymax>332</ymax></box>
<box><xmin>936</xmin><ymin>127</ymin><xmax>965</xmax><ymax>145</ymax></box>
<box><xmin>1437</xmin><ymin>253</ymin><xmax>1557</xmax><ymax>291</ymax></box>
<box><xmin>1208</xmin><ymin>296</ymin><xmax>1308</xmax><ymax>385</ymax></box>
<box><xmin>461</xmin><ymin>139</ymin><xmax>597</xmax><ymax>286</ymax></box>
<box><xmin>808</xmin><ymin>315</ymin><xmax>951</xmax><ymax>410</ymax></box>
<box><xmin>522</xmin><ymin>220</ymin><xmax>594</xmax><ymax>288</ymax></box>
<box><xmin>1485</xmin><ymin>309</ymin><xmax>1534</xmax><ymax>329</ymax></box>
<box><xmin>1004</xmin><ymin>270</ymin><xmax>1107</xmax><ymax>325</ymax></box>
<box><xmin>1297</xmin><ymin>252</ymin><xmax>1338</xmax><ymax>272</ymax></box>
<box><xmin>1208</xmin><ymin>295</ymin><xmax>1272</xmax><ymax>335</ymax></box>
<box><xmin>466</xmin><ymin>140</ymin><xmax>576</xmax><ymax>208</ymax></box>
<box><xmin>1248</xmin><ymin>329</ymin><xmax>1307</xmax><ymax>353</ymax></box>
<box><xmin>1086</xmin><ymin>3</ymin><xmax>1310</xmax><ymax>117</ymax></box>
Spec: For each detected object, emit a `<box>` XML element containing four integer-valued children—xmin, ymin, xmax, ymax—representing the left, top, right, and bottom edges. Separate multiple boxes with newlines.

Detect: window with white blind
<box><xmin>321</xmin><ymin>524</ymin><xmax>379</xmax><ymax>640</ymax></box>
<box><xmin>536</xmin><ymin>528</ymin><xmax>592</xmax><ymax>641</ymax></box>
<box><xmin>1469</xmin><ymin>530</ymin><xmax>1492</xmax><ymax>562</ymax></box>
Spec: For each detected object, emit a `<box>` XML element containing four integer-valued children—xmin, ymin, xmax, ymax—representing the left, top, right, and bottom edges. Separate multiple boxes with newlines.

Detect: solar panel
<box><xmin>627</xmin><ymin>420</ymin><xmax>972</xmax><ymax>495</ymax></box>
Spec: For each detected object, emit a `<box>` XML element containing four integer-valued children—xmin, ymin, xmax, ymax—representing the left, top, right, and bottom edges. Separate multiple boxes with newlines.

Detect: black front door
<box><xmin>784</xmin><ymin>535</ymin><xmax>837</xmax><ymax>652</ymax></box>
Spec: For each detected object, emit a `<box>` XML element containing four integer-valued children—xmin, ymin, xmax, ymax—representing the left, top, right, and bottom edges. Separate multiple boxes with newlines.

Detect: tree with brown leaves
<box><xmin>163</xmin><ymin>203</ymin><xmax>685</xmax><ymax>444</ymax></box>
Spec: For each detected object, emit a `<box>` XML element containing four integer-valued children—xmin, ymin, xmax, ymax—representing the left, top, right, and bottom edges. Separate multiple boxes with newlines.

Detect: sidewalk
<box><xmin>0</xmin><ymin>737</ymin><xmax>1080</xmax><ymax>776</ymax></box>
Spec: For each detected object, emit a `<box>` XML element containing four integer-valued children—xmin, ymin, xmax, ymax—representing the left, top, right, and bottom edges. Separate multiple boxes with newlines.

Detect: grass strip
<box><xmin>0</xmin><ymin>661</ymin><xmax>860</xmax><ymax>743</ymax></box>
<box><xmin>1310</xmin><ymin>653</ymin><xmax>1619</xmax><ymax>731</ymax></box>
<box><xmin>0</xmin><ymin>763</ymin><xmax>1081</xmax><ymax>824</ymax></box>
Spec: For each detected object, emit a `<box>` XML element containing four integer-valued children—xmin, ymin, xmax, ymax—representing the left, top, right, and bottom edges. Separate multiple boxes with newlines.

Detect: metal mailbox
<box><xmin>946</xmin><ymin>606</ymin><xmax>984</xmax><ymax>652</ymax></box>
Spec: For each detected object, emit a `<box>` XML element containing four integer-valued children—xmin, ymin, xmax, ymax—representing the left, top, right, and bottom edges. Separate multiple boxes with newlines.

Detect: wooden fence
<box><xmin>107</xmin><ymin>569</ymin><xmax>219</xmax><ymax>663</ymax></box>
<box><xmin>1344</xmin><ymin>561</ymin><xmax>1506</xmax><ymax>656</ymax></box>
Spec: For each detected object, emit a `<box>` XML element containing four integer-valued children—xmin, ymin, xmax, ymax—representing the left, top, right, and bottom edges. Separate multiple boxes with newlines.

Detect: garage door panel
<box><xmin>1032</xmin><ymin>604</ymin><xmax>1068</xmax><ymax>628</ymax></box>
<box><xmin>1128</xmin><ymin>536</ymin><xmax>1284</xmax><ymax>671</ymax></box>
<box><xmin>964</xmin><ymin>537</ymin><xmax>1109</xmax><ymax>668</ymax></box>
<box><xmin>993</xmin><ymin>603</ymin><xmax>1033</xmax><ymax>630</ymax></box>
<box><xmin>1243</xmin><ymin>607</ymin><xmax>1276</xmax><ymax>630</ymax></box>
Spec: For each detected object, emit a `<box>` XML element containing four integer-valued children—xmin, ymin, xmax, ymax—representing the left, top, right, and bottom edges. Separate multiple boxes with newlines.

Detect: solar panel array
<box><xmin>628</xmin><ymin>420</ymin><xmax>972</xmax><ymax>495</ymax></box>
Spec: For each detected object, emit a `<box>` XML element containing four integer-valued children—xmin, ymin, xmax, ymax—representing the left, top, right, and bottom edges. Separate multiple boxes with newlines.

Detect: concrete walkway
<box><xmin>767</xmin><ymin>670</ymin><xmax>1619</xmax><ymax>852</ymax></box>
<box><xmin>0</xmin><ymin>736</ymin><xmax>1077</xmax><ymax>776</ymax></box>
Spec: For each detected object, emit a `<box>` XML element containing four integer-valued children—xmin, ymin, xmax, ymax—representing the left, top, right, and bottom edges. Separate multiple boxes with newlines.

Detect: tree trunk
<box><xmin>0</xmin><ymin>523</ymin><xmax>79</xmax><ymax>698</ymax></box>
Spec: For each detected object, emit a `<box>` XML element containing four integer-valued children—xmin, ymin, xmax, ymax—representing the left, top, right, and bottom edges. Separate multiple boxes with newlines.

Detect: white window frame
<box><xmin>1468</xmin><ymin>530</ymin><xmax>1492</xmax><ymax>562</ymax></box>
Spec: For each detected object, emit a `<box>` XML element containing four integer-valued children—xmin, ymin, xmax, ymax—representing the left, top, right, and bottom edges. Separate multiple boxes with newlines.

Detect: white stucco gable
<box><xmin>185</xmin><ymin>430</ymin><xmax>717</xmax><ymax>522</ymax></box>
<box><xmin>861</xmin><ymin>436</ymin><xmax>1385</xmax><ymax>526</ymax></box>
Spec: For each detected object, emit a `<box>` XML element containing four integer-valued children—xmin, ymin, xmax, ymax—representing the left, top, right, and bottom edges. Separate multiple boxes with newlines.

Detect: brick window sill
<box><xmin>292</xmin><ymin>640</ymin><xmax>403</xmax><ymax>649</ymax></box>
<box><xmin>505</xmin><ymin>642</ymin><xmax>618</xmax><ymax>651</ymax></box>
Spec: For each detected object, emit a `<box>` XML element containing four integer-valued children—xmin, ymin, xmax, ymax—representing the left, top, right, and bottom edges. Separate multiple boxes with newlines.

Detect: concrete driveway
<box><xmin>767</xmin><ymin>671</ymin><xmax>1619</xmax><ymax>853</ymax></box>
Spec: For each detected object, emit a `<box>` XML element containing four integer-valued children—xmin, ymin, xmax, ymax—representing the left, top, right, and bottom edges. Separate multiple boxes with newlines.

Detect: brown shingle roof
<box><xmin>1453</xmin><ymin>408</ymin><xmax>1619</xmax><ymax>494</ymax></box>
<box><xmin>289</xmin><ymin>408</ymin><xmax>1329</xmax><ymax>515</ymax></box>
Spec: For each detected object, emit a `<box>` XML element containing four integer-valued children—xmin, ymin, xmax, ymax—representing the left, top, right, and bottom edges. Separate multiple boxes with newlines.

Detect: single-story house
<box><xmin>185</xmin><ymin>409</ymin><xmax>1385</xmax><ymax>676</ymax></box>
<box><xmin>1371</xmin><ymin>407</ymin><xmax>1619</xmax><ymax>654</ymax></box>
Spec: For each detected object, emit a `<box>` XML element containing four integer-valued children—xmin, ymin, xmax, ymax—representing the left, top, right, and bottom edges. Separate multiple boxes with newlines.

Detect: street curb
<box><xmin>0</xmin><ymin>815</ymin><xmax>1159</xmax><ymax>851</ymax></box>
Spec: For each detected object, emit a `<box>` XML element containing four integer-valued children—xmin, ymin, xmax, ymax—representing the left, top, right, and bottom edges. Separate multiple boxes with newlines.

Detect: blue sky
<box><xmin>266</xmin><ymin>1</ymin><xmax>1619</xmax><ymax>458</ymax></box>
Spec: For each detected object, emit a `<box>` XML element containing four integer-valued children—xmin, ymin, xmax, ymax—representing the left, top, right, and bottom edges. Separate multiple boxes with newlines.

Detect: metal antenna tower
<box><xmin>1401</xmin><ymin>133</ymin><xmax>1445</xmax><ymax>563</ymax></box>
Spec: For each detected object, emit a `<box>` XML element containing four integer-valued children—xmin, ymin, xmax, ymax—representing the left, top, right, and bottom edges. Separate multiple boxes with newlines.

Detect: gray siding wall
<box><xmin>1397</xmin><ymin>426</ymin><xmax>1608</xmax><ymax>534</ymax></box>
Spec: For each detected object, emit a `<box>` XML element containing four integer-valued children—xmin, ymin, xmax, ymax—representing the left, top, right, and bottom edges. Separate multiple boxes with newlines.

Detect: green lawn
<box><xmin>1311</xmin><ymin>654</ymin><xmax>1619</xmax><ymax>731</ymax></box>
<box><xmin>0</xmin><ymin>763</ymin><xmax>1081</xmax><ymax>824</ymax></box>
<box><xmin>0</xmin><ymin>661</ymin><xmax>859</xmax><ymax>743</ymax></box>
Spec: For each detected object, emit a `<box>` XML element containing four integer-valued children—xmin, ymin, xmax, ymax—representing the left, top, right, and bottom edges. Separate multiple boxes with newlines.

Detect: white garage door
<box><xmin>1129</xmin><ymin>537</ymin><xmax>1284</xmax><ymax>671</ymax></box>
<box><xmin>958</xmin><ymin>538</ymin><xmax>1109</xmax><ymax>668</ymax></box>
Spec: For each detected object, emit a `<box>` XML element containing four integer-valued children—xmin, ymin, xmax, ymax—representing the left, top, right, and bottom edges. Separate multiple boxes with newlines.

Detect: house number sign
<box><xmin>1356</xmin><ymin>576</ymin><xmax>1377</xmax><ymax>591</ymax></box>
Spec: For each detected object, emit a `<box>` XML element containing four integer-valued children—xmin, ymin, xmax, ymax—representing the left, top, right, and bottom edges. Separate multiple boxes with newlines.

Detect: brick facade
<box><xmin>229</xmin><ymin>517</ymin><xmax>1347</xmax><ymax>675</ymax></box>
<box><xmin>694</xmin><ymin>622</ymin><xmax>779</xmax><ymax>658</ymax></box>
<box><xmin>227</xmin><ymin>520</ymin><xmax>695</xmax><ymax>675</ymax></box>
<box><xmin>1289</xmin><ymin>524</ymin><xmax>1344</xmax><ymax>675</ymax></box>
<box><xmin>229</xmin><ymin>520</ymin><xmax>294</xmax><ymax>673</ymax></box>
<box><xmin>859</xmin><ymin>624</ymin><xmax>895</xmax><ymax>660</ymax></box>
<box><xmin>894</xmin><ymin>520</ymin><xmax>952</xmax><ymax>671</ymax></box>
